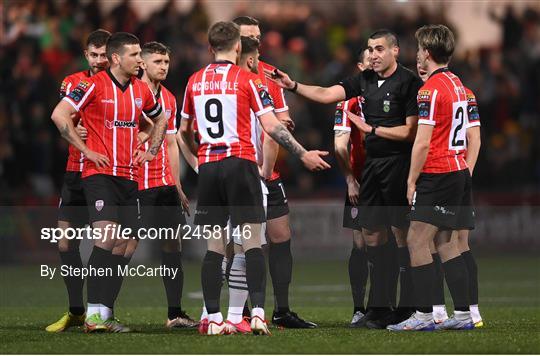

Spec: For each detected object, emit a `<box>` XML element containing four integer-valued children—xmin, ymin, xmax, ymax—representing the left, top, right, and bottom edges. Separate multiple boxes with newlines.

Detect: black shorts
<box><xmin>82</xmin><ymin>174</ymin><xmax>140</xmax><ymax>231</ymax></box>
<box><xmin>358</xmin><ymin>154</ymin><xmax>410</xmax><ymax>229</ymax></box>
<box><xmin>410</xmin><ymin>169</ymin><xmax>475</xmax><ymax>230</ymax></box>
<box><xmin>265</xmin><ymin>178</ymin><xmax>290</xmax><ymax>220</ymax></box>
<box><xmin>58</xmin><ymin>171</ymin><xmax>88</xmax><ymax>227</ymax></box>
<box><xmin>195</xmin><ymin>157</ymin><xmax>265</xmax><ymax>227</ymax></box>
<box><xmin>343</xmin><ymin>193</ymin><xmax>362</xmax><ymax>231</ymax></box>
<box><xmin>138</xmin><ymin>185</ymin><xmax>186</xmax><ymax>229</ymax></box>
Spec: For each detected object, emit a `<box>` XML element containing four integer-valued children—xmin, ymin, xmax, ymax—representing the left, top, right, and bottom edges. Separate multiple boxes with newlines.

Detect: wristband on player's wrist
<box><xmin>288</xmin><ymin>81</ymin><xmax>298</xmax><ymax>93</ymax></box>
<box><xmin>371</xmin><ymin>125</ymin><xmax>378</xmax><ymax>135</ymax></box>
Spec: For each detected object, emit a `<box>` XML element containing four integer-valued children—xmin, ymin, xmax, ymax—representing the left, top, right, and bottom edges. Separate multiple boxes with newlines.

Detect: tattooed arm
<box><xmin>134</xmin><ymin>110</ymin><xmax>167</xmax><ymax>165</ymax></box>
<box><xmin>258</xmin><ymin>111</ymin><xmax>330</xmax><ymax>171</ymax></box>
<box><xmin>51</xmin><ymin>100</ymin><xmax>109</xmax><ymax>167</ymax></box>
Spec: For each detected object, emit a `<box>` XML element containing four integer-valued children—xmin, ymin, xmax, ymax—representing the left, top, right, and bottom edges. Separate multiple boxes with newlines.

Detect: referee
<box><xmin>267</xmin><ymin>29</ymin><xmax>423</xmax><ymax>329</ymax></box>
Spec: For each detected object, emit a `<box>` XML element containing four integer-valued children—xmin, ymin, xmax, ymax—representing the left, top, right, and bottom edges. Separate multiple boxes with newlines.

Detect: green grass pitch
<box><xmin>1</xmin><ymin>256</ymin><xmax>539</xmax><ymax>354</ymax></box>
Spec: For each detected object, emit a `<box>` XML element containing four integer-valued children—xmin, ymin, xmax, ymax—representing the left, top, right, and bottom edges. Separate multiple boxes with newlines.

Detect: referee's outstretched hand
<box><xmin>301</xmin><ymin>150</ymin><xmax>331</xmax><ymax>172</ymax></box>
<box><xmin>264</xmin><ymin>68</ymin><xmax>296</xmax><ymax>90</ymax></box>
<box><xmin>345</xmin><ymin>110</ymin><xmax>371</xmax><ymax>134</ymax></box>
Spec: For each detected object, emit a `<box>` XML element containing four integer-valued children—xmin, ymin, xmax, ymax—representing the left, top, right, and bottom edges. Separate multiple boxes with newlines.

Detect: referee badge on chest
<box><xmin>383</xmin><ymin>100</ymin><xmax>390</xmax><ymax>113</ymax></box>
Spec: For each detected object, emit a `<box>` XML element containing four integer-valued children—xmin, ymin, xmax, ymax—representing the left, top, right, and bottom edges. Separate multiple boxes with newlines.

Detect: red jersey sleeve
<box><xmin>334</xmin><ymin>98</ymin><xmax>361</xmax><ymax>131</ymax></box>
<box><xmin>141</xmin><ymin>83</ymin><xmax>162</xmax><ymax>120</ymax></box>
<box><xmin>267</xmin><ymin>80</ymin><xmax>288</xmax><ymax>113</ymax></box>
<box><xmin>166</xmin><ymin>96</ymin><xmax>178</xmax><ymax>134</ymax></box>
<box><xmin>247</xmin><ymin>77</ymin><xmax>274</xmax><ymax>117</ymax></box>
<box><xmin>63</xmin><ymin>78</ymin><xmax>96</xmax><ymax>112</ymax></box>
<box><xmin>417</xmin><ymin>86</ymin><xmax>439</xmax><ymax>126</ymax></box>
<box><xmin>465</xmin><ymin>88</ymin><xmax>481</xmax><ymax>128</ymax></box>
<box><xmin>180</xmin><ymin>80</ymin><xmax>194</xmax><ymax>120</ymax></box>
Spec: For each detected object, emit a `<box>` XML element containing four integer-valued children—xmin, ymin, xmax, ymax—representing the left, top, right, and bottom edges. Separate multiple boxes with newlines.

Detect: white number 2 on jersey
<box><xmin>449</xmin><ymin>101</ymin><xmax>467</xmax><ymax>150</ymax></box>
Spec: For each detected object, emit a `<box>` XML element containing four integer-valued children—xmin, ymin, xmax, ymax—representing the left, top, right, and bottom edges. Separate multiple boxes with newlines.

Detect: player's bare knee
<box><xmin>392</xmin><ymin>226</ymin><xmax>408</xmax><ymax>247</ymax></box>
<box><xmin>352</xmin><ymin>229</ymin><xmax>364</xmax><ymax>249</ymax></box>
<box><xmin>457</xmin><ymin>229</ymin><xmax>470</xmax><ymax>253</ymax></box>
<box><xmin>362</xmin><ymin>227</ymin><xmax>386</xmax><ymax>246</ymax></box>
<box><xmin>266</xmin><ymin>216</ymin><xmax>291</xmax><ymax>243</ymax></box>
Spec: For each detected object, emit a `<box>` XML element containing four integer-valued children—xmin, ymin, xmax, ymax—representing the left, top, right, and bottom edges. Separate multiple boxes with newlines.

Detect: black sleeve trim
<box><xmin>145</xmin><ymin>102</ymin><xmax>162</xmax><ymax>119</ymax></box>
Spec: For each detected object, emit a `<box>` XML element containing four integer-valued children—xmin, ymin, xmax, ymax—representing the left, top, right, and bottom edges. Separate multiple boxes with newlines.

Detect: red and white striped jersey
<box><xmin>258</xmin><ymin>61</ymin><xmax>288</xmax><ymax>181</ymax></box>
<box><xmin>417</xmin><ymin>68</ymin><xmax>468</xmax><ymax>174</ymax></box>
<box><xmin>63</xmin><ymin>69</ymin><xmax>162</xmax><ymax>181</ymax></box>
<box><xmin>333</xmin><ymin>97</ymin><xmax>366</xmax><ymax>180</ymax></box>
<box><xmin>60</xmin><ymin>70</ymin><xmax>92</xmax><ymax>172</ymax></box>
<box><xmin>138</xmin><ymin>84</ymin><xmax>177</xmax><ymax>190</ymax></box>
<box><xmin>181</xmin><ymin>61</ymin><xmax>274</xmax><ymax>166</ymax></box>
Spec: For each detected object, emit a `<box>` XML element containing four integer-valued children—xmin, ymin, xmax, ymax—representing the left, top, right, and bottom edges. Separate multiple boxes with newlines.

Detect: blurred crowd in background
<box><xmin>1</xmin><ymin>0</ymin><xmax>539</xmax><ymax>205</ymax></box>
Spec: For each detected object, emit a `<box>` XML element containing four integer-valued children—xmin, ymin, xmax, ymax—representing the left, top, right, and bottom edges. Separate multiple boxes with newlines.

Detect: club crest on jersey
<box><xmin>383</xmin><ymin>100</ymin><xmax>390</xmax><ymax>113</ymax></box>
<box><xmin>135</xmin><ymin>98</ymin><xmax>143</xmax><ymax>109</ymax></box>
<box><xmin>165</xmin><ymin>109</ymin><xmax>171</xmax><ymax>119</ymax></box>
<box><xmin>95</xmin><ymin>200</ymin><xmax>104</xmax><ymax>212</ymax></box>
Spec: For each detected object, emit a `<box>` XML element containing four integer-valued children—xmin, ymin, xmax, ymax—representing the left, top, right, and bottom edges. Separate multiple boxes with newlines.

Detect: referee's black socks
<box><xmin>269</xmin><ymin>240</ymin><xmax>292</xmax><ymax>313</ymax></box>
<box><xmin>366</xmin><ymin>244</ymin><xmax>390</xmax><ymax>309</ymax></box>
<box><xmin>397</xmin><ymin>247</ymin><xmax>414</xmax><ymax>310</ymax></box>
<box><xmin>349</xmin><ymin>246</ymin><xmax>368</xmax><ymax>314</ymax></box>
<box><xmin>245</xmin><ymin>247</ymin><xmax>266</xmax><ymax>309</ymax></box>
<box><xmin>59</xmin><ymin>249</ymin><xmax>85</xmax><ymax>316</ymax></box>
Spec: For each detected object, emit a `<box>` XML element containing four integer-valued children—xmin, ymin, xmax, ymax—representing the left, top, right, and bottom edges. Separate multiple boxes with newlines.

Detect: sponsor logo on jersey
<box><xmin>68</xmin><ymin>87</ymin><xmax>85</xmax><ymax>103</ymax></box>
<box><xmin>60</xmin><ymin>81</ymin><xmax>67</xmax><ymax>97</ymax></box>
<box><xmin>337</xmin><ymin>102</ymin><xmax>343</xmax><ymax>108</ymax></box>
<box><xmin>334</xmin><ymin>110</ymin><xmax>343</xmax><ymax>124</ymax></box>
<box><xmin>165</xmin><ymin>109</ymin><xmax>171</xmax><ymax>119</ymax></box>
<box><xmin>135</xmin><ymin>98</ymin><xmax>143</xmax><ymax>109</ymax></box>
<box><xmin>418</xmin><ymin>89</ymin><xmax>431</xmax><ymax>101</ymax></box>
<box><xmin>101</xmin><ymin>99</ymin><xmax>115</xmax><ymax>104</ymax></box>
<box><xmin>254</xmin><ymin>78</ymin><xmax>264</xmax><ymax>89</ymax></box>
<box><xmin>418</xmin><ymin>101</ymin><xmax>430</xmax><ymax>118</ymax></box>
<box><xmin>105</xmin><ymin>120</ymin><xmax>137</xmax><ymax>129</ymax></box>
<box><xmin>95</xmin><ymin>200</ymin><xmax>104</xmax><ymax>211</ymax></box>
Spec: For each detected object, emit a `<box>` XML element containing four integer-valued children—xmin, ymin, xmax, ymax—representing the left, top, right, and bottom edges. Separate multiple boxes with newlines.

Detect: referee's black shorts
<box><xmin>138</xmin><ymin>185</ymin><xmax>186</xmax><ymax>229</ymax></box>
<box><xmin>410</xmin><ymin>169</ymin><xmax>475</xmax><ymax>230</ymax></box>
<box><xmin>82</xmin><ymin>174</ymin><xmax>141</xmax><ymax>232</ymax></box>
<box><xmin>195</xmin><ymin>157</ymin><xmax>265</xmax><ymax>227</ymax></box>
<box><xmin>58</xmin><ymin>171</ymin><xmax>88</xmax><ymax>227</ymax></box>
<box><xmin>357</xmin><ymin>154</ymin><xmax>410</xmax><ymax>229</ymax></box>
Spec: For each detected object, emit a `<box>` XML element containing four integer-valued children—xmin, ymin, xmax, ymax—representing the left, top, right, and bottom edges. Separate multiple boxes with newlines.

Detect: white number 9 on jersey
<box><xmin>449</xmin><ymin>101</ymin><xmax>467</xmax><ymax>150</ymax></box>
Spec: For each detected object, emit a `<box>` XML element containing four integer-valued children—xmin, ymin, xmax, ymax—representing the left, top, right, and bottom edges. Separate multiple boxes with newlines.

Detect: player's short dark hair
<box><xmin>208</xmin><ymin>21</ymin><xmax>240</xmax><ymax>52</ymax></box>
<box><xmin>86</xmin><ymin>29</ymin><xmax>111</xmax><ymax>48</ymax></box>
<box><xmin>106</xmin><ymin>32</ymin><xmax>140</xmax><ymax>61</ymax></box>
<box><xmin>240</xmin><ymin>36</ymin><xmax>260</xmax><ymax>56</ymax></box>
<box><xmin>141</xmin><ymin>41</ymin><xmax>171</xmax><ymax>57</ymax></box>
<box><xmin>357</xmin><ymin>48</ymin><xmax>368</xmax><ymax>63</ymax></box>
<box><xmin>415</xmin><ymin>24</ymin><xmax>455</xmax><ymax>64</ymax></box>
<box><xmin>369</xmin><ymin>29</ymin><xmax>399</xmax><ymax>47</ymax></box>
<box><xmin>232</xmin><ymin>16</ymin><xmax>259</xmax><ymax>26</ymax></box>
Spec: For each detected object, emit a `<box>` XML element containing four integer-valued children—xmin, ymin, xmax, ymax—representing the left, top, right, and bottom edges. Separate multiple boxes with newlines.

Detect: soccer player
<box><xmin>136</xmin><ymin>41</ymin><xmax>197</xmax><ymax>328</ymax></box>
<box><xmin>51</xmin><ymin>32</ymin><xmax>167</xmax><ymax>333</ymax></box>
<box><xmin>46</xmin><ymin>29</ymin><xmax>111</xmax><ymax>333</ymax></box>
<box><xmin>417</xmin><ymin>65</ymin><xmax>484</xmax><ymax>327</ymax></box>
<box><xmin>387</xmin><ymin>24</ymin><xmax>475</xmax><ymax>331</ymax></box>
<box><xmin>267</xmin><ymin>30</ymin><xmax>423</xmax><ymax>328</ymax></box>
<box><xmin>333</xmin><ymin>48</ymin><xmax>372</xmax><ymax>327</ymax></box>
<box><xmin>233</xmin><ymin>15</ymin><xmax>316</xmax><ymax>329</ymax></box>
<box><xmin>180</xmin><ymin>21</ymin><xmax>329</xmax><ymax>335</ymax></box>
